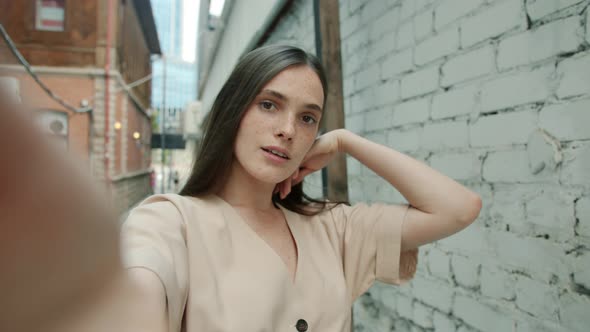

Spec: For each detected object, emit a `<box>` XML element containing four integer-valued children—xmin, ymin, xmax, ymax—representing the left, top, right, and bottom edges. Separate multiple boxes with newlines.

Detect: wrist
<box><xmin>335</xmin><ymin>128</ymin><xmax>354</xmax><ymax>153</ymax></box>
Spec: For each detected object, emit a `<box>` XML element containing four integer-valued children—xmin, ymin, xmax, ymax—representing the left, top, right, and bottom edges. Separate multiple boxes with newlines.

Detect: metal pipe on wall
<box><xmin>104</xmin><ymin>0</ymin><xmax>115</xmax><ymax>187</ymax></box>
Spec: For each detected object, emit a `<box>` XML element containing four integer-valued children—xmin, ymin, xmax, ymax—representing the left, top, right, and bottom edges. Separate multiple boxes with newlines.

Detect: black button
<box><xmin>295</xmin><ymin>319</ymin><xmax>308</xmax><ymax>332</ymax></box>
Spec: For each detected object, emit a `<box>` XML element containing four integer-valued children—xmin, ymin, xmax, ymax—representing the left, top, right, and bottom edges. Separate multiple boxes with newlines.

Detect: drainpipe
<box><xmin>104</xmin><ymin>0</ymin><xmax>115</xmax><ymax>186</ymax></box>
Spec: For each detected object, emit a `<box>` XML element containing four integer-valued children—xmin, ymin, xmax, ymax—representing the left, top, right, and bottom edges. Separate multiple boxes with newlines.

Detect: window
<box><xmin>35</xmin><ymin>0</ymin><xmax>66</xmax><ymax>32</ymax></box>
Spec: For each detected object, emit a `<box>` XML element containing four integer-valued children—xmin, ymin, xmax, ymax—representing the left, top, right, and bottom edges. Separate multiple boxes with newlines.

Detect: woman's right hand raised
<box><xmin>274</xmin><ymin>129</ymin><xmax>346</xmax><ymax>199</ymax></box>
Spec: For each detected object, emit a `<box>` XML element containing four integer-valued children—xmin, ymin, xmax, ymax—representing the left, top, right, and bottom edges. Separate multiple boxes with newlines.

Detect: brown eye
<box><xmin>260</xmin><ymin>101</ymin><xmax>276</xmax><ymax>110</ymax></box>
<box><xmin>302</xmin><ymin>115</ymin><xmax>317</xmax><ymax>124</ymax></box>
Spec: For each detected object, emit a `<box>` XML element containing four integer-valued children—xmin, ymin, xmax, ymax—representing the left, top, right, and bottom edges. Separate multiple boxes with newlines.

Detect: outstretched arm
<box><xmin>291</xmin><ymin>129</ymin><xmax>482</xmax><ymax>251</ymax></box>
<box><xmin>0</xmin><ymin>97</ymin><xmax>163</xmax><ymax>331</ymax></box>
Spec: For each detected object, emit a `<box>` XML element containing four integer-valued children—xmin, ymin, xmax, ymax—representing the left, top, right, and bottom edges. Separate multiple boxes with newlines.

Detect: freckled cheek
<box><xmin>254</xmin><ymin>117</ymin><xmax>275</xmax><ymax>133</ymax></box>
<box><xmin>296</xmin><ymin>132</ymin><xmax>317</xmax><ymax>157</ymax></box>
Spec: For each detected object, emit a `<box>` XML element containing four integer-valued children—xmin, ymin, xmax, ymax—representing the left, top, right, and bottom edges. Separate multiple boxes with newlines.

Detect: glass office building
<box><xmin>150</xmin><ymin>0</ymin><xmax>197</xmax><ymax>111</ymax></box>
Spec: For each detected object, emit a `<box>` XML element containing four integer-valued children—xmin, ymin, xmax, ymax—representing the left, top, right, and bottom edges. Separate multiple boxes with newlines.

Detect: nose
<box><xmin>276</xmin><ymin>114</ymin><xmax>296</xmax><ymax>141</ymax></box>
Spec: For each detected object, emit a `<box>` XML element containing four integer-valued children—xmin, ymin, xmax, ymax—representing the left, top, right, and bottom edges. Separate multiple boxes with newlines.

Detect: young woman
<box><xmin>122</xmin><ymin>44</ymin><xmax>482</xmax><ymax>332</ymax></box>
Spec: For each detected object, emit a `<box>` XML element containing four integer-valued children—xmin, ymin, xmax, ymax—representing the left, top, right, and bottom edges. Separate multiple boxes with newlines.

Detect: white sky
<box><xmin>181</xmin><ymin>0</ymin><xmax>226</xmax><ymax>62</ymax></box>
<box><xmin>209</xmin><ymin>0</ymin><xmax>225</xmax><ymax>16</ymax></box>
<box><xmin>181</xmin><ymin>0</ymin><xmax>199</xmax><ymax>62</ymax></box>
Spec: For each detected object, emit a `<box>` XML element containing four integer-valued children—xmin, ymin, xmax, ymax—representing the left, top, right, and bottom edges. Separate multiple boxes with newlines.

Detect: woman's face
<box><xmin>233</xmin><ymin>65</ymin><xmax>324</xmax><ymax>185</ymax></box>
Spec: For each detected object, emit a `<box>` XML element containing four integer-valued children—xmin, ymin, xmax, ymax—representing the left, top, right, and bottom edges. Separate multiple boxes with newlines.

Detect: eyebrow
<box><xmin>260</xmin><ymin>89</ymin><xmax>323</xmax><ymax>113</ymax></box>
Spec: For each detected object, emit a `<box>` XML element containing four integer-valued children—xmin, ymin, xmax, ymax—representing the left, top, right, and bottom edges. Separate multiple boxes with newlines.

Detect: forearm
<box><xmin>47</xmin><ymin>272</ymin><xmax>164</xmax><ymax>332</ymax></box>
<box><xmin>337</xmin><ymin>129</ymin><xmax>480</xmax><ymax>223</ymax></box>
<box><xmin>0</xmin><ymin>100</ymin><xmax>122</xmax><ymax>331</ymax></box>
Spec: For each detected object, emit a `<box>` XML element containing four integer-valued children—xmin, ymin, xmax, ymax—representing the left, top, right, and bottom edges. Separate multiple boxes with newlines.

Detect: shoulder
<box><xmin>316</xmin><ymin>201</ymin><xmax>408</xmax><ymax>226</ymax></box>
<box><xmin>131</xmin><ymin>193</ymin><xmax>216</xmax><ymax>218</ymax></box>
<box><xmin>124</xmin><ymin>194</ymin><xmax>218</xmax><ymax>233</ymax></box>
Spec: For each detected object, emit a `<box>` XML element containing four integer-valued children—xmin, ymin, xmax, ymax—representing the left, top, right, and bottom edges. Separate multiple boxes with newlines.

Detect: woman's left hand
<box><xmin>275</xmin><ymin>129</ymin><xmax>346</xmax><ymax>199</ymax></box>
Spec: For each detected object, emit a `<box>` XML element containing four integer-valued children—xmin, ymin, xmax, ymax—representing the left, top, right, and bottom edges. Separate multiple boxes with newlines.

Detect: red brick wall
<box><xmin>113</xmin><ymin>91</ymin><xmax>124</xmax><ymax>176</ymax></box>
<box><xmin>126</xmin><ymin>103</ymin><xmax>151</xmax><ymax>172</ymax></box>
<box><xmin>0</xmin><ymin>0</ymin><xmax>98</xmax><ymax>67</ymax></box>
<box><xmin>10</xmin><ymin>71</ymin><xmax>93</xmax><ymax>158</ymax></box>
<box><xmin>117</xmin><ymin>0</ymin><xmax>152</xmax><ymax>108</ymax></box>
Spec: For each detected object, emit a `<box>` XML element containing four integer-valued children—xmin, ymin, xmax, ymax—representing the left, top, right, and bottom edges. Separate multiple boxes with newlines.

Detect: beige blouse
<box><xmin>121</xmin><ymin>194</ymin><xmax>418</xmax><ymax>332</ymax></box>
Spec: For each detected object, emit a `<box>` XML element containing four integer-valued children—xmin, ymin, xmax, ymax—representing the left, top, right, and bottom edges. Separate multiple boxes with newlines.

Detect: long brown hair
<box><xmin>179</xmin><ymin>45</ymin><xmax>342</xmax><ymax>215</ymax></box>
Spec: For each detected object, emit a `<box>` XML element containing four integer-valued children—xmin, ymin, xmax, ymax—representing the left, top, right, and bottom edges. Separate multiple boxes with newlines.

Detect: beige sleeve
<box><xmin>121</xmin><ymin>197</ymin><xmax>188</xmax><ymax>332</ymax></box>
<box><xmin>329</xmin><ymin>203</ymin><xmax>418</xmax><ymax>301</ymax></box>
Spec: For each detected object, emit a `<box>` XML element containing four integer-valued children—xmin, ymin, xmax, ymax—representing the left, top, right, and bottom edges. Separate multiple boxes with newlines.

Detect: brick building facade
<box><xmin>0</xmin><ymin>0</ymin><xmax>160</xmax><ymax>213</ymax></box>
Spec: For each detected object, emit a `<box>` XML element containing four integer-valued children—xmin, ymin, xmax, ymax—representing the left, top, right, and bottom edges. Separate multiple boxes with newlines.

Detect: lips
<box><xmin>261</xmin><ymin>146</ymin><xmax>290</xmax><ymax>159</ymax></box>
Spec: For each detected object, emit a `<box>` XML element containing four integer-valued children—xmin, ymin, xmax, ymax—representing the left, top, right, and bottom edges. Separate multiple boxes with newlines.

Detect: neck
<box><xmin>217</xmin><ymin>163</ymin><xmax>277</xmax><ymax>212</ymax></box>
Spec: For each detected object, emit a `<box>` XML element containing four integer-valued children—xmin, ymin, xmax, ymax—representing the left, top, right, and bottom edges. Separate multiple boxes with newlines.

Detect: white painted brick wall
<box><xmin>433</xmin><ymin>311</ymin><xmax>455</xmax><ymax>332</ymax></box>
<box><xmin>450</xmin><ymin>254</ymin><xmax>480</xmax><ymax>289</ymax></box>
<box><xmin>525</xmin><ymin>189</ymin><xmax>576</xmax><ymax>241</ymax></box>
<box><xmin>346</xmin><ymin>156</ymin><xmax>362</xmax><ymax>176</ymax></box>
<box><xmin>539</xmin><ymin>99</ymin><xmax>590</xmax><ymax>141</ymax></box>
<box><xmin>429</xmin><ymin>152</ymin><xmax>481</xmax><ymax>181</ymax></box>
<box><xmin>345</xmin><ymin>113</ymin><xmax>364</xmax><ymax>134</ymax></box>
<box><xmin>489</xmin><ymin>230</ymin><xmax>570</xmax><ymax>282</ymax></box>
<box><xmin>396</xmin><ymin>294</ymin><xmax>414</xmax><ymax>320</ymax></box>
<box><xmin>396</xmin><ymin>21</ymin><xmax>414</xmax><ymax>50</ymax></box>
<box><xmin>414</xmin><ymin>27</ymin><xmax>459</xmax><ymax>65</ymax></box>
<box><xmin>516</xmin><ymin>317</ymin><xmax>563</xmax><ymax>332</ymax></box>
<box><xmin>480</xmin><ymin>65</ymin><xmax>553</xmax><ymax>112</ymax></box>
<box><xmin>576</xmin><ymin>195</ymin><xmax>590</xmax><ymax>237</ymax></box>
<box><xmin>431</xmin><ymin>85</ymin><xmax>478</xmax><ymax>119</ymax></box>
<box><xmin>573</xmin><ymin>251</ymin><xmax>590</xmax><ymax>289</ymax></box>
<box><xmin>344</xmin><ymin>26</ymin><xmax>370</xmax><ymax>58</ymax></box>
<box><xmin>344</xmin><ymin>0</ymin><xmax>366</xmax><ymax>15</ymax></box>
<box><xmin>515</xmin><ymin>276</ymin><xmax>559</xmax><ymax>319</ymax></box>
<box><xmin>412</xmin><ymin>302</ymin><xmax>434</xmax><ymax>328</ymax></box>
<box><xmin>480</xmin><ymin>265</ymin><xmax>516</xmax><ymax>300</ymax></box>
<box><xmin>556</xmin><ymin>51</ymin><xmax>590</xmax><ymax>98</ymax></box>
<box><xmin>470</xmin><ymin>109</ymin><xmax>537</xmax><ymax>147</ymax></box>
<box><xmin>380</xmin><ymin>48</ymin><xmax>414</xmax><ymax>79</ymax></box>
<box><xmin>370</xmin><ymin>7</ymin><xmax>399</xmax><ymax>40</ymax></box>
<box><xmin>353</xmin><ymin>63</ymin><xmax>380</xmax><ymax>91</ymax></box>
<box><xmin>559</xmin><ymin>292</ymin><xmax>590</xmax><ymax>332</ymax></box>
<box><xmin>460</xmin><ymin>0</ymin><xmax>526</xmax><ymax>48</ymax></box>
<box><xmin>483</xmin><ymin>149</ymin><xmax>558</xmax><ymax>183</ymax></box>
<box><xmin>368</xmin><ymin>37</ymin><xmax>395</xmax><ymax>64</ymax></box>
<box><xmin>399</xmin><ymin>0</ymin><xmax>416</xmax><ymax>21</ymax></box>
<box><xmin>340</xmin><ymin>11</ymin><xmax>361</xmax><ymax>40</ymax></box>
<box><xmin>560</xmin><ymin>142</ymin><xmax>590</xmax><ymax>185</ymax></box>
<box><xmin>350</xmin><ymin>88</ymin><xmax>375</xmax><ymax>114</ymax></box>
<box><xmin>441</xmin><ymin>44</ymin><xmax>495</xmax><ymax>86</ymax></box>
<box><xmin>497</xmin><ymin>16</ymin><xmax>582</xmax><ymax>70</ymax></box>
<box><xmin>437</xmin><ymin>224</ymin><xmax>489</xmax><ymax>258</ymax></box>
<box><xmin>525</xmin><ymin>0</ymin><xmax>586</xmax><ymax>20</ymax></box>
<box><xmin>457</xmin><ymin>326</ymin><xmax>477</xmax><ymax>332</ymax></box>
<box><xmin>411</xmin><ymin>277</ymin><xmax>454</xmax><ymax>313</ymax></box>
<box><xmin>359</xmin><ymin>0</ymin><xmax>391</xmax><ymax>24</ymax></box>
<box><xmin>388</xmin><ymin>126</ymin><xmax>423</xmax><ymax>152</ymax></box>
<box><xmin>453</xmin><ymin>295</ymin><xmax>515</xmax><ymax>332</ymax></box>
<box><xmin>393</xmin><ymin>98</ymin><xmax>430</xmax><ymax>126</ymax></box>
<box><xmin>373</xmin><ymin>79</ymin><xmax>400</xmax><ymax>107</ymax></box>
<box><xmin>400</xmin><ymin>65</ymin><xmax>440</xmax><ymax>99</ymax></box>
<box><xmin>423</xmin><ymin>120</ymin><xmax>469</xmax><ymax>150</ymax></box>
<box><xmin>413</xmin><ymin>9</ymin><xmax>433</xmax><ymax>41</ymax></box>
<box><xmin>434</xmin><ymin>0</ymin><xmax>485</xmax><ymax>31</ymax></box>
<box><xmin>427</xmin><ymin>248</ymin><xmax>451</xmax><ymax>280</ymax></box>
<box><xmin>365</xmin><ymin>107</ymin><xmax>393</xmax><ymax>132</ymax></box>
